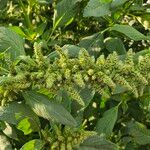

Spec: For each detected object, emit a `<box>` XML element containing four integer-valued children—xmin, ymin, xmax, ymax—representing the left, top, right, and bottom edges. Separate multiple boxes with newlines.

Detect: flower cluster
<box><xmin>46</xmin><ymin>126</ymin><xmax>95</xmax><ymax>150</ymax></box>
<box><xmin>0</xmin><ymin>43</ymin><xmax>149</xmax><ymax>105</ymax></box>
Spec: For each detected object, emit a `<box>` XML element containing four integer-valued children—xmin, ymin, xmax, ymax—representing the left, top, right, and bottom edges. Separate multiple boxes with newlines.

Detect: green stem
<box><xmin>19</xmin><ymin>0</ymin><xmax>32</xmax><ymax>28</ymax></box>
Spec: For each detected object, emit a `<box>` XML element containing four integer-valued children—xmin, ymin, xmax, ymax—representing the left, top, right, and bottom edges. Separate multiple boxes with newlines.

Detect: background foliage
<box><xmin>0</xmin><ymin>0</ymin><xmax>150</xmax><ymax>149</ymax></box>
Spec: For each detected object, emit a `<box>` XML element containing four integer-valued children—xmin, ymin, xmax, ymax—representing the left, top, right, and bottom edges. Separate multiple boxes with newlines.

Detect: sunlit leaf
<box><xmin>20</xmin><ymin>139</ymin><xmax>44</xmax><ymax>150</ymax></box>
<box><xmin>111</xmin><ymin>24</ymin><xmax>150</xmax><ymax>41</ymax></box>
<box><xmin>78</xmin><ymin>135</ymin><xmax>119</xmax><ymax>150</ymax></box>
<box><xmin>83</xmin><ymin>0</ymin><xmax>111</xmax><ymax>17</ymax></box>
<box><xmin>96</xmin><ymin>106</ymin><xmax>118</xmax><ymax>136</ymax></box>
<box><xmin>0</xmin><ymin>27</ymin><xmax>25</xmax><ymax>60</ymax></box>
<box><xmin>23</xmin><ymin>91</ymin><xmax>77</xmax><ymax>127</ymax></box>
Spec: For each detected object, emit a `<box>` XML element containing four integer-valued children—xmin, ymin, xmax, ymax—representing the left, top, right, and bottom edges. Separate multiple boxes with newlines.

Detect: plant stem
<box><xmin>19</xmin><ymin>0</ymin><xmax>32</xmax><ymax>29</ymax></box>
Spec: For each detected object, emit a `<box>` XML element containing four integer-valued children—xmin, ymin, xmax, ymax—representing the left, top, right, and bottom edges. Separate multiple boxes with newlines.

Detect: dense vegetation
<box><xmin>0</xmin><ymin>0</ymin><xmax>150</xmax><ymax>149</ymax></box>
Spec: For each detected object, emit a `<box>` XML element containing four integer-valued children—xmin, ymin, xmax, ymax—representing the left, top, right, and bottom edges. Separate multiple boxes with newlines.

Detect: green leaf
<box><xmin>0</xmin><ymin>27</ymin><xmax>25</xmax><ymax>60</ymax></box>
<box><xmin>0</xmin><ymin>134</ymin><xmax>12</xmax><ymax>150</ymax></box>
<box><xmin>111</xmin><ymin>0</ymin><xmax>128</xmax><ymax>8</ymax></box>
<box><xmin>20</xmin><ymin>139</ymin><xmax>44</xmax><ymax>150</ymax></box>
<box><xmin>17</xmin><ymin>117</ymin><xmax>39</xmax><ymax>135</ymax></box>
<box><xmin>110</xmin><ymin>24</ymin><xmax>150</xmax><ymax>41</ymax></box>
<box><xmin>78</xmin><ymin>135</ymin><xmax>119</xmax><ymax>150</ymax></box>
<box><xmin>74</xmin><ymin>85</ymin><xmax>95</xmax><ymax>107</ymax></box>
<box><xmin>101</xmin><ymin>0</ymin><xmax>112</xmax><ymax>3</ymax></box>
<box><xmin>35</xmin><ymin>22</ymin><xmax>47</xmax><ymax>36</ymax></box>
<box><xmin>83</xmin><ymin>0</ymin><xmax>111</xmax><ymax>17</ymax></box>
<box><xmin>0</xmin><ymin>0</ymin><xmax>8</xmax><ymax>10</ymax></box>
<box><xmin>0</xmin><ymin>102</ymin><xmax>40</xmax><ymax>133</ymax></box>
<box><xmin>55</xmin><ymin>89</ymin><xmax>71</xmax><ymax>112</ymax></box>
<box><xmin>9</xmin><ymin>26</ymin><xmax>26</xmax><ymax>38</ymax></box>
<box><xmin>48</xmin><ymin>44</ymin><xmax>81</xmax><ymax>61</ymax></box>
<box><xmin>53</xmin><ymin>0</ymin><xmax>81</xmax><ymax>28</ymax></box>
<box><xmin>105</xmin><ymin>37</ymin><xmax>126</xmax><ymax>54</ymax></box>
<box><xmin>127</xmin><ymin>121</ymin><xmax>150</xmax><ymax>145</ymax></box>
<box><xmin>0</xmin><ymin>121</ymin><xmax>6</xmax><ymax>130</ymax></box>
<box><xmin>96</xmin><ymin>106</ymin><xmax>118</xmax><ymax>136</ymax></box>
<box><xmin>79</xmin><ymin>33</ymin><xmax>104</xmax><ymax>56</ymax></box>
<box><xmin>23</xmin><ymin>91</ymin><xmax>77</xmax><ymax>127</ymax></box>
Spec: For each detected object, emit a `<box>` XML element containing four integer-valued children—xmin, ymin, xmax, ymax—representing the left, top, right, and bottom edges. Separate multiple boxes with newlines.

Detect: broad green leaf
<box><xmin>48</xmin><ymin>44</ymin><xmax>81</xmax><ymax>61</ymax></box>
<box><xmin>0</xmin><ymin>134</ymin><xmax>12</xmax><ymax>150</ymax></box>
<box><xmin>0</xmin><ymin>121</ymin><xmax>6</xmax><ymax>130</ymax></box>
<box><xmin>127</xmin><ymin>121</ymin><xmax>150</xmax><ymax>145</ymax></box>
<box><xmin>9</xmin><ymin>26</ymin><xmax>26</xmax><ymax>38</ymax></box>
<box><xmin>101</xmin><ymin>0</ymin><xmax>112</xmax><ymax>3</ymax></box>
<box><xmin>79</xmin><ymin>33</ymin><xmax>104</xmax><ymax>56</ymax></box>
<box><xmin>111</xmin><ymin>0</ymin><xmax>128</xmax><ymax>8</ymax></box>
<box><xmin>55</xmin><ymin>89</ymin><xmax>71</xmax><ymax>112</ymax></box>
<box><xmin>20</xmin><ymin>139</ymin><xmax>44</xmax><ymax>150</ymax></box>
<box><xmin>134</xmin><ymin>0</ymin><xmax>143</xmax><ymax>6</ymax></box>
<box><xmin>74</xmin><ymin>85</ymin><xmax>95</xmax><ymax>107</ymax></box>
<box><xmin>23</xmin><ymin>91</ymin><xmax>77</xmax><ymax>127</ymax></box>
<box><xmin>0</xmin><ymin>102</ymin><xmax>40</xmax><ymax>133</ymax></box>
<box><xmin>17</xmin><ymin>117</ymin><xmax>39</xmax><ymax>135</ymax></box>
<box><xmin>112</xmin><ymin>85</ymin><xmax>128</xmax><ymax>94</ymax></box>
<box><xmin>110</xmin><ymin>24</ymin><xmax>150</xmax><ymax>41</ymax></box>
<box><xmin>96</xmin><ymin>106</ymin><xmax>118</xmax><ymax>136</ymax></box>
<box><xmin>78</xmin><ymin>135</ymin><xmax>119</xmax><ymax>150</ymax></box>
<box><xmin>0</xmin><ymin>27</ymin><xmax>25</xmax><ymax>60</ymax></box>
<box><xmin>35</xmin><ymin>22</ymin><xmax>47</xmax><ymax>36</ymax></box>
<box><xmin>53</xmin><ymin>0</ymin><xmax>81</xmax><ymax>28</ymax></box>
<box><xmin>0</xmin><ymin>0</ymin><xmax>7</xmax><ymax>10</ymax></box>
<box><xmin>105</xmin><ymin>37</ymin><xmax>126</xmax><ymax>54</ymax></box>
<box><xmin>83</xmin><ymin>0</ymin><xmax>111</xmax><ymax>17</ymax></box>
<box><xmin>71</xmin><ymin>85</ymin><xmax>95</xmax><ymax>124</ymax></box>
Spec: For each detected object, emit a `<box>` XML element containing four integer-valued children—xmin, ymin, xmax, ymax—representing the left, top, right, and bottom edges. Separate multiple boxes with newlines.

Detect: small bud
<box><xmin>91</xmin><ymin>75</ymin><xmax>96</xmax><ymax>80</ymax></box>
<box><xmin>64</xmin><ymin>69</ymin><xmax>71</xmax><ymax>79</ymax></box>
<box><xmin>84</xmin><ymin>75</ymin><xmax>89</xmax><ymax>82</ymax></box>
<box><xmin>72</xmin><ymin>65</ymin><xmax>78</xmax><ymax>72</ymax></box>
<box><xmin>61</xmin><ymin>63</ymin><xmax>67</xmax><ymax>68</ymax></box>
<box><xmin>88</xmin><ymin>69</ymin><xmax>94</xmax><ymax>76</ymax></box>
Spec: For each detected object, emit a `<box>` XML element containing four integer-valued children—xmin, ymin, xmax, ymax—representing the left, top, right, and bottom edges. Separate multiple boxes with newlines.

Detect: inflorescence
<box><xmin>0</xmin><ymin>43</ymin><xmax>150</xmax><ymax>105</ymax></box>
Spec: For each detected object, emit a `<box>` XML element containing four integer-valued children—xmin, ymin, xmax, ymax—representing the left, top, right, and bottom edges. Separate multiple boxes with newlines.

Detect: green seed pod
<box><xmin>67</xmin><ymin>142</ymin><xmax>72</xmax><ymax>150</ymax></box>
<box><xmin>64</xmin><ymin>69</ymin><xmax>71</xmax><ymax>79</ymax></box>
<box><xmin>67</xmin><ymin>136</ymin><xmax>73</xmax><ymax>142</ymax></box>
<box><xmin>51</xmin><ymin>141</ymin><xmax>59</xmax><ymax>149</ymax></box>
<box><xmin>96</xmin><ymin>54</ymin><xmax>105</xmax><ymax>65</ymax></box>
<box><xmin>46</xmin><ymin>74</ymin><xmax>56</xmax><ymax>88</ymax></box>
<box><xmin>57</xmin><ymin>74</ymin><xmax>62</xmax><ymax>82</ymax></box>
<box><xmin>73</xmin><ymin>73</ymin><xmax>85</xmax><ymax>87</ymax></box>
<box><xmin>58</xmin><ymin>135</ymin><xmax>64</xmax><ymax>142</ymax></box>
<box><xmin>84</xmin><ymin>75</ymin><xmax>89</xmax><ymax>82</ymax></box>
<box><xmin>91</xmin><ymin>75</ymin><xmax>96</xmax><ymax>80</ymax></box>
<box><xmin>61</xmin><ymin>63</ymin><xmax>67</xmax><ymax>68</ymax></box>
<box><xmin>34</xmin><ymin>42</ymin><xmax>44</xmax><ymax>64</ymax></box>
<box><xmin>73</xmin><ymin>138</ymin><xmax>79</xmax><ymax>145</ymax></box>
<box><xmin>60</xmin><ymin>143</ymin><xmax>66</xmax><ymax>150</ymax></box>
<box><xmin>3</xmin><ymin>90</ymin><xmax>9</xmax><ymax>98</ymax></box>
<box><xmin>88</xmin><ymin>69</ymin><xmax>94</xmax><ymax>76</ymax></box>
<box><xmin>72</xmin><ymin>65</ymin><xmax>78</xmax><ymax>72</ymax></box>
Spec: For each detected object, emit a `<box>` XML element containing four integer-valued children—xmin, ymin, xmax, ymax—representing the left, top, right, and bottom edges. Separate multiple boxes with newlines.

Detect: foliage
<box><xmin>0</xmin><ymin>0</ymin><xmax>150</xmax><ymax>149</ymax></box>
